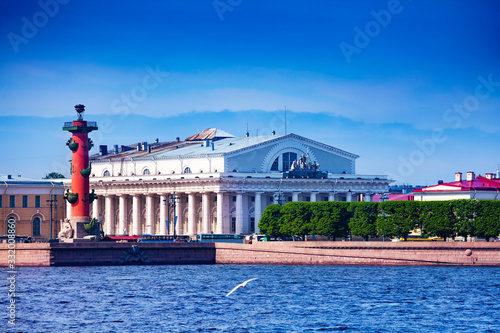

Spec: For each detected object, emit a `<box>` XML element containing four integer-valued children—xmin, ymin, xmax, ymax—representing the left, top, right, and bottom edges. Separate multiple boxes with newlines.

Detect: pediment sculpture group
<box><xmin>290</xmin><ymin>153</ymin><xmax>320</xmax><ymax>172</ymax></box>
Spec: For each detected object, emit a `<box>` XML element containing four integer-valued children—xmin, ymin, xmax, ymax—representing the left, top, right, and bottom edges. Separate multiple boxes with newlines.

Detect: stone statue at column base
<box><xmin>58</xmin><ymin>218</ymin><xmax>74</xmax><ymax>240</ymax></box>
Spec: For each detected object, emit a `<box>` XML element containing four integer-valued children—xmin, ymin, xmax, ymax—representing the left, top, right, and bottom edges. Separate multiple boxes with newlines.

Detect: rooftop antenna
<box><xmin>246</xmin><ymin>123</ymin><xmax>249</xmax><ymax>137</ymax></box>
<box><xmin>497</xmin><ymin>164</ymin><xmax>499</xmax><ymax>178</ymax></box>
<box><xmin>284</xmin><ymin>105</ymin><xmax>287</xmax><ymax>134</ymax></box>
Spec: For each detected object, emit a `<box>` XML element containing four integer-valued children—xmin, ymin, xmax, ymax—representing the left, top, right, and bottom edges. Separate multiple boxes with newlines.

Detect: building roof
<box><xmin>0</xmin><ymin>174</ymin><xmax>64</xmax><ymax>186</ymax></box>
<box><xmin>185</xmin><ymin>128</ymin><xmax>236</xmax><ymax>141</ymax></box>
<box><xmin>414</xmin><ymin>175</ymin><xmax>500</xmax><ymax>192</ymax></box>
<box><xmin>373</xmin><ymin>194</ymin><xmax>414</xmax><ymax>202</ymax></box>
<box><xmin>90</xmin><ymin>129</ymin><xmax>359</xmax><ymax>162</ymax></box>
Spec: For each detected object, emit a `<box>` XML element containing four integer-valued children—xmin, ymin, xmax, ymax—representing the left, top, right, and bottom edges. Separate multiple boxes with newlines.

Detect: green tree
<box><xmin>475</xmin><ymin>200</ymin><xmax>500</xmax><ymax>241</ymax></box>
<box><xmin>348</xmin><ymin>202</ymin><xmax>378</xmax><ymax>241</ymax></box>
<box><xmin>311</xmin><ymin>202</ymin><xmax>351</xmax><ymax>240</ymax></box>
<box><xmin>377</xmin><ymin>201</ymin><xmax>420</xmax><ymax>241</ymax></box>
<box><xmin>452</xmin><ymin>199</ymin><xmax>480</xmax><ymax>241</ymax></box>
<box><xmin>43</xmin><ymin>172</ymin><xmax>66</xmax><ymax>179</ymax></box>
<box><xmin>279</xmin><ymin>202</ymin><xmax>314</xmax><ymax>237</ymax></box>
<box><xmin>258</xmin><ymin>204</ymin><xmax>283</xmax><ymax>236</ymax></box>
<box><xmin>376</xmin><ymin>211</ymin><xmax>397</xmax><ymax>240</ymax></box>
<box><xmin>420</xmin><ymin>201</ymin><xmax>456</xmax><ymax>241</ymax></box>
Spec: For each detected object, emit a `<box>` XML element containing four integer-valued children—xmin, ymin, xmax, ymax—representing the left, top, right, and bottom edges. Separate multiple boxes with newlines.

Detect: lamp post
<box><xmin>274</xmin><ymin>178</ymin><xmax>285</xmax><ymax>206</ymax></box>
<box><xmin>273</xmin><ymin>191</ymin><xmax>285</xmax><ymax>206</ymax></box>
<box><xmin>166</xmin><ymin>192</ymin><xmax>180</xmax><ymax>239</ymax></box>
<box><xmin>46</xmin><ymin>195</ymin><xmax>57</xmax><ymax>239</ymax></box>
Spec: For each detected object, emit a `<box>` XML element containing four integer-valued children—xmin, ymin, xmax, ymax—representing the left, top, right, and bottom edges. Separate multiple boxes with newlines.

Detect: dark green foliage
<box><xmin>377</xmin><ymin>201</ymin><xmax>420</xmax><ymax>241</ymax></box>
<box><xmin>420</xmin><ymin>201</ymin><xmax>456</xmax><ymax>241</ymax></box>
<box><xmin>258</xmin><ymin>199</ymin><xmax>500</xmax><ymax>242</ymax></box>
<box><xmin>475</xmin><ymin>200</ymin><xmax>500</xmax><ymax>241</ymax></box>
<box><xmin>43</xmin><ymin>172</ymin><xmax>65</xmax><ymax>179</ymax></box>
<box><xmin>258</xmin><ymin>204</ymin><xmax>283</xmax><ymax>236</ymax></box>
<box><xmin>348</xmin><ymin>202</ymin><xmax>378</xmax><ymax>241</ymax></box>
<box><xmin>279</xmin><ymin>202</ymin><xmax>314</xmax><ymax>237</ymax></box>
<box><xmin>311</xmin><ymin>202</ymin><xmax>351</xmax><ymax>240</ymax></box>
<box><xmin>452</xmin><ymin>199</ymin><xmax>480</xmax><ymax>241</ymax></box>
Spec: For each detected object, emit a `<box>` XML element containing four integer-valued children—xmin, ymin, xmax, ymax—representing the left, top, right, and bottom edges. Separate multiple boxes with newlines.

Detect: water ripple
<box><xmin>2</xmin><ymin>265</ymin><xmax>500</xmax><ymax>332</ymax></box>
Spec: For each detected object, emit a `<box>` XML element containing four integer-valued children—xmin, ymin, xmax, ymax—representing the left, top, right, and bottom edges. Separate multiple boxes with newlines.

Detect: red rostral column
<box><xmin>63</xmin><ymin>105</ymin><xmax>98</xmax><ymax>220</ymax></box>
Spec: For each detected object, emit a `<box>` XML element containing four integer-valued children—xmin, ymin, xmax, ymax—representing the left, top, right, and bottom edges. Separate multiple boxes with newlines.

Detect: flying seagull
<box><xmin>225</xmin><ymin>278</ymin><xmax>258</xmax><ymax>297</ymax></box>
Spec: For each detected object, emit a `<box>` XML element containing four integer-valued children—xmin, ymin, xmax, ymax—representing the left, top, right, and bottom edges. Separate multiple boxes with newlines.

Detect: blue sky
<box><xmin>1</xmin><ymin>0</ymin><xmax>499</xmax><ymax>185</ymax></box>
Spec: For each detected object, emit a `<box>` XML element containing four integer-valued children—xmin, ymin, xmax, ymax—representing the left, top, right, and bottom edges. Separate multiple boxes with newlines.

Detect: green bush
<box><xmin>377</xmin><ymin>201</ymin><xmax>420</xmax><ymax>241</ymax></box>
<box><xmin>348</xmin><ymin>202</ymin><xmax>378</xmax><ymax>241</ymax></box>
<box><xmin>258</xmin><ymin>204</ymin><xmax>283</xmax><ymax>236</ymax></box>
<box><xmin>311</xmin><ymin>201</ymin><xmax>351</xmax><ymax>240</ymax></box>
<box><xmin>258</xmin><ymin>199</ymin><xmax>500</xmax><ymax>241</ymax></box>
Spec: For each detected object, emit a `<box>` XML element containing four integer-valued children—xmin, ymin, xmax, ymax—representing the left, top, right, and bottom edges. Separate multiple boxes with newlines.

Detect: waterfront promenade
<box><xmin>2</xmin><ymin>241</ymin><xmax>500</xmax><ymax>267</ymax></box>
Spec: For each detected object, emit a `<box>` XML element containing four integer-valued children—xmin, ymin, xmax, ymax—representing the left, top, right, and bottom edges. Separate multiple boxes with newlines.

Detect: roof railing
<box><xmin>63</xmin><ymin>121</ymin><xmax>97</xmax><ymax>128</ymax></box>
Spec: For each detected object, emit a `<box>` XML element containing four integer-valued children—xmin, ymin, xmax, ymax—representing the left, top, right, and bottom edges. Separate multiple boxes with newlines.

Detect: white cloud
<box><xmin>1</xmin><ymin>62</ymin><xmax>499</xmax><ymax>133</ymax></box>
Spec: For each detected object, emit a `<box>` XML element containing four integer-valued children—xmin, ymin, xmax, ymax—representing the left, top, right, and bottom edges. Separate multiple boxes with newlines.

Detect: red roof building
<box><xmin>373</xmin><ymin>193</ymin><xmax>414</xmax><ymax>202</ymax></box>
<box><xmin>413</xmin><ymin>172</ymin><xmax>500</xmax><ymax>201</ymax></box>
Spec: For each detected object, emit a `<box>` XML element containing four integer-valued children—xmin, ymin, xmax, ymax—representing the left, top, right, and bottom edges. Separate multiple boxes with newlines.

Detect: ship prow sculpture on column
<box><xmin>61</xmin><ymin>104</ymin><xmax>101</xmax><ymax>241</ymax></box>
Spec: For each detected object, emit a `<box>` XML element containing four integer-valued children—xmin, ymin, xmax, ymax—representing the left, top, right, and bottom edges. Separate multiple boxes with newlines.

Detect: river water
<box><xmin>3</xmin><ymin>265</ymin><xmax>500</xmax><ymax>332</ymax></box>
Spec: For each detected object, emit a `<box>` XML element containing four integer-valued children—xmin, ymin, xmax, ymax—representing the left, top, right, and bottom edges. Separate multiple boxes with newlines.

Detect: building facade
<box><xmin>69</xmin><ymin>129</ymin><xmax>392</xmax><ymax>236</ymax></box>
<box><xmin>1</xmin><ymin>174</ymin><xmax>65</xmax><ymax>239</ymax></box>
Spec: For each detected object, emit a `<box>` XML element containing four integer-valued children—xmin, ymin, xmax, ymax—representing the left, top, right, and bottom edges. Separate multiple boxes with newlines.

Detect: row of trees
<box><xmin>258</xmin><ymin>200</ymin><xmax>500</xmax><ymax>241</ymax></box>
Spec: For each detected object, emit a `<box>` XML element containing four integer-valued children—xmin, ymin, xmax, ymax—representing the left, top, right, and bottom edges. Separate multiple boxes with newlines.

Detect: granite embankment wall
<box><xmin>215</xmin><ymin>242</ymin><xmax>500</xmax><ymax>266</ymax></box>
<box><xmin>1</xmin><ymin>242</ymin><xmax>216</xmax><ymax>267</ymax></box>
<box><xmin>2</xmin><ymin>241</ymin><xmax>500</xmax><ymax>267</ymax></box>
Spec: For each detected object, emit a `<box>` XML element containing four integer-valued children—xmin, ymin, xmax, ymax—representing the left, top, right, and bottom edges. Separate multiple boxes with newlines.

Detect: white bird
<box><xmin>225</xmin><ymin>278</ymin><xmax>258</xmax><ymax>297</ymax></box>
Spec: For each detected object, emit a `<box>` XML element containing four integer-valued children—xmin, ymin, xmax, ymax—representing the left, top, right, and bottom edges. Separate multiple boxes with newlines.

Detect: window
<box><xmin>33</xmin><ymin>217</ymin><xmax>41</xmax><ymax>236</ymax></box>
<box><xmin>183</xmin><ymin>167</ymin><xmax>191</xmax><ymax>174</ymax></box>
<box><xmin>250</xmin><ymin>217</ymin><xmax>255</xmax><ymax>233</ymax></box>
<box><xmin>231</xmin><ymin>217</ymin><xmax>236</xmax><ymax>233</ymax></box>
<box><xmin>35</xmin><ymin>196</ymin><xmax>41</xmax><ymax>208</ymax></box>
<box><xmin>232</xmin><ymin>196</ymin><xmax>236</xmax><ymax>202</ymax></box>
<box><xmin>103</xmin><ymin>170</ymin><xmax>111</xmax><ymax>177</ymax></box>
<box><xmin>0</xmin><ymin>196</ymin><xmax>2</xmax><ymax>208</ymax></box>
<box><xmin>271</xmin><ymin>157</ymin><xmax>279</xmax><ymax>171</ymax></box>
<box><xmin>283</xmin><ymin>152</ymin><xmax>297</xmax><ymax>171</ymax></box>
<box><xmin>10</xmin><ymin>195</ymin><xmax>15</xmax><ymax>208</ymax></box>
<box><xmin>22</xmin><ymin>195</ymin><xmax>28</xmax><ymax>208</ymax></box>
<box><xmin>143</xmin><ymin>169</ymin><xmax>150</xmax><ymax>175</ymax></box>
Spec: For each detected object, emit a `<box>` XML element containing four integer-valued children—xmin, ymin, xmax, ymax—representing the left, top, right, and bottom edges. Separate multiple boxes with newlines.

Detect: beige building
<box><xmin>70</xmin><ymin>128</ymin><xmax>391</xmax><ymax>237</ymax></box>
<box><xmin>1</xmin><ymin>174</ymin><xmax>65</xmax><ymax>239</ymax></box>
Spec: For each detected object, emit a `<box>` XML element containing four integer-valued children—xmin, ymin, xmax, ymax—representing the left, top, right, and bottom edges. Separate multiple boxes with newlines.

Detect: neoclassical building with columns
<box><xmin>65</xmin><ymin>128</ymin><xmax>391</xmax><ymax>236</ymax></box>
